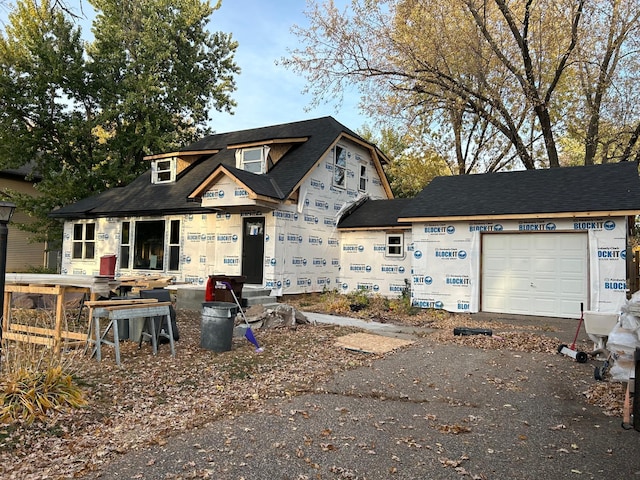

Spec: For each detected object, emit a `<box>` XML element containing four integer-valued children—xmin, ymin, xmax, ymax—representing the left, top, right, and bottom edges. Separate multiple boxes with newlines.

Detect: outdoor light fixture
<box><xmin>0</xmin><ymin>201</ymin><xmax>16</xmax><ymax>223</ymax></box>
<box><xmin>0</xmin><ymin>201</ymin><xmax>16</xmax><ymax>371</ymax></box>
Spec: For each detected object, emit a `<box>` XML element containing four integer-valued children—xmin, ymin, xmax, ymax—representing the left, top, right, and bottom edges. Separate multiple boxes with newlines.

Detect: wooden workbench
<box><xmin>2</xmin><ymin>275</ymin><xmax>115</xmax><ymax>354</ymax></box>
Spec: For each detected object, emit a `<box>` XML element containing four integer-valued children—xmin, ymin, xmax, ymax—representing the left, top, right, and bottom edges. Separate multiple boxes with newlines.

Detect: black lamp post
<box><xmin>0</xmin><ymin>201</ymin><xmax>16</xmax><ymax>372</ymax></box>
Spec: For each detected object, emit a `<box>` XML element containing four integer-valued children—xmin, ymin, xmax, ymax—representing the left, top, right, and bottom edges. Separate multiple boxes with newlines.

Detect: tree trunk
<box><xmin>536</xmin><ymin>105</ymin><xmax>560</xmax><ymax>167</ymax></box>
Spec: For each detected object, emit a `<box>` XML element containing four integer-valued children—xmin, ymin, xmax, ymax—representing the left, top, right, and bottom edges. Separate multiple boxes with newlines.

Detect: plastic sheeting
<box><xmin>608</xmin><ymin>293</ymin><xmax>640</xmax><ymax>381</ymax></box>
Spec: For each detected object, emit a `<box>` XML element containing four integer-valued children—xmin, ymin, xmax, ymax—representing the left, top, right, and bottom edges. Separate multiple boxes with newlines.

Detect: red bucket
<box><xmin>99</xmin><ymin>255</ymin><xmax>117</xmax><ymax>278</ymax></box>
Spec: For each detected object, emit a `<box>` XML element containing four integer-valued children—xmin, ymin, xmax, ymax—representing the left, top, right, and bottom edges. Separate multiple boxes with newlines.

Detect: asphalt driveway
<box><xmin>89</xmin><ymin>318</ymin><xmax>640</xmax><ymax>480</ymax></box>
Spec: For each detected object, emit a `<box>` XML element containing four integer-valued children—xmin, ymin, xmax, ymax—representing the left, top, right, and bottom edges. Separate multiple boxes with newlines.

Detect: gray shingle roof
<box><xmin>1</xmin><ymin>161</ymin><xmax>41</xmax><ymax>181</ymax></box>
<box><xmin>50</xmin><ymin>117</ymin><xmax>369</xmax><ymax>219</ymax></box>
<box><xmin>399</xmin><ymin>162</ymin><xmax>640</xmax><ymax>220</ymax></box>
<box><xmin>338</xmin><ymin>198</ymin><xmax>413</xmax><ymax>229</ymax></box>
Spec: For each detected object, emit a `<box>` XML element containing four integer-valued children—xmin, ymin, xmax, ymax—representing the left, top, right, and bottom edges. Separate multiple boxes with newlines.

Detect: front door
<box><xmin>241</xmin><ymin>217</ymin><xmax>265</xmax><ymax>284</ymax></box>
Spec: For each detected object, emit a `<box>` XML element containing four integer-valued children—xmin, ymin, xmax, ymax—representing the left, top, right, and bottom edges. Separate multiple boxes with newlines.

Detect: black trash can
<box><xmin>201</xmin><ymin>301</ymin><xmax>239</xmax><ymax>352</ymax></box>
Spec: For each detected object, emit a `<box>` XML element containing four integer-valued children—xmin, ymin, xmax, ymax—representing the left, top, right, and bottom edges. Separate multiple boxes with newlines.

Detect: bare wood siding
<box><xmin>177</xmin><ymin>157</ymin><xmax>191</xmax><ymax>174</ymax></box>
<box><xmin>1</xmin><ymin>176</ymin><xmax>47</xmax><ymax>271</ymax></box>
<box><xmin>269</xmin><ymin>144</ymin><xmax>292</xmax><ymax>164</ymax></box>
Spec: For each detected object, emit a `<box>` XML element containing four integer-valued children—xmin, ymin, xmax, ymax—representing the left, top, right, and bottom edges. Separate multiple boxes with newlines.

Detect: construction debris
<box><xmin>243</xmin><ymin>303</ymin><xmax>311</xmax><ymax>329</ymax></box>
<box><xmin>334</xmin><ymin>332</ymin><xmax>414</xmax><ymax>354</ymax></box>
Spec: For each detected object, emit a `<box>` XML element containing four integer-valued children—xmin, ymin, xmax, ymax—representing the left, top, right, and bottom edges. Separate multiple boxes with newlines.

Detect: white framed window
<box><xmin>120</xmin><ymin>221</ymin><xmax>131</xmax><ymax>268</ymax></box>
<box><xmin>152</xmin><ymin>158</ymin><xmax>177</xmax><ymax>184</ymax></box>
<box><xmin>333</xmin><ymin>145</ymin><xmax>347</xmax><ymax>188</ymax></box>
<box><xmin>240</xmin><ymin>147</ymin><xmax>265</xmax><ymax>174</ymax></box>
<box><xmin>168</xmin><ymin>219</ymin><xmax>181</xmax><ymax>271</ymax></box>
<box><xmin>72</xmin><ymin>223</ymin><xmax>96</xmax><ymax>259</ymax></box>
<box><xmin>359</xmin><ymin>164</ymin><xmax>367</xmax><ymax>191</ymax></box>
<box><xmin>386</xmin><ymin>233</ymin><xmax>404</xmax><ymax>257</ymax></box>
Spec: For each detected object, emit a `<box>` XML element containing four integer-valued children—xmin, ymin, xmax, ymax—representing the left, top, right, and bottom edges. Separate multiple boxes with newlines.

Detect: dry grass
<box><xmin>0</xmin><ymin>309</ymin><xmax>375</xmax><ymax>479</ymax></box>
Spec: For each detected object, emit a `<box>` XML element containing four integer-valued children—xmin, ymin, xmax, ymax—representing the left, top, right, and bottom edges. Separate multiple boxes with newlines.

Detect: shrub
<box><xmin>388</xmin><ymin>279</ymin><xmax>420</xmax><ymax>315</ymax></box>
<box><xmin>0</xmin><ymin>343</ymin><xmax>87</xmax><ymax>425</ymax></box>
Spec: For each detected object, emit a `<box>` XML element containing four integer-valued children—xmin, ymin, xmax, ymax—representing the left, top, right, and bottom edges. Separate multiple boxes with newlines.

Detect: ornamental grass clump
<box><xmin>0</xmin><ymin>342</ymin><xmax>87</xmax><ymax>425</ymax></box>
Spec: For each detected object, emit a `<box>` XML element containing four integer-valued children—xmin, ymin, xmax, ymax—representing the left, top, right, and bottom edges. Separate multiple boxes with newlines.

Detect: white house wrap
<box><xmin>51</xmin><ymin>118</ymin><xmax>640</xmax><ymax>320</ymax></box>
<box><xmin>409</xmin><ymin>217</ymin><xmax>627</xmax><ymax>319</ymax></box>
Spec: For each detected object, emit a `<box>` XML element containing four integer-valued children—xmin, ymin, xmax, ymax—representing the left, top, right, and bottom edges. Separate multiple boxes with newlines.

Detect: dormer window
<box><xmin>237</xmin><ymin>146</ymin><xmax>270</xmax><ymax>174</ymax></box>
<box><xmin>152</xmin><ymin>157</ymin><xmax>176</xmax><ymax>184</ymax></box>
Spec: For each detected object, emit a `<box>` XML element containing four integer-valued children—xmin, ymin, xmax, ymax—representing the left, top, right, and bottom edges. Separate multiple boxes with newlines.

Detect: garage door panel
<box><xmin>482</xmin><ymin>233</ymin><xmax>587</xmax><ymax>319</ymax></box>
<box><xmin>511</xmin><ymin>260</ymin><xmax>530</xmax><ymax>273</ymax></box>
<box><xmin>533</xmin><ymin>261</ymin><xmax>556</xmax><ymax>275</ymax></box>
<box><xmin>509</xmin><ymin>275</ymin><xmax>531</xmax><ymax>293</ymax></box>
<box><xmin>558</xmin><ymin>300</ymin><xmax>582</xmax><ymax>317</ymax></box>
<box><xmin>482</xmin><ymin>276</ymin><xmax>504</xmax><ymax>290</ymax></box>
<box><xmin>559</xmin><ymin>278</ymin><xmax>585</xmax><ymax>296</ymax></box>
<box><xmin>512</xmin><ymin>239</ymin><xmax>531</xmax><ymax>250</ymax></box>
<box><xmin>560</xmin><ymin>258</ymin><xmax>583</xmax><ymax>272</ymax></box>
<box><xmin>508</xmin><ymin>299</ymin><xmax>533</xmax><ymax>315</ymax></box>
<box><xmin>532</xmin><ymin>278</ymin><xmax>556</xmax><ymax>295</ymax></box>
<box><xmin>483</xmin><ymin>294</ymin><xmax>505</xmax><ymax>311</ymax></box>
<box><xmin>533</xmin><ymin>299</ymin><xmax>557</xmax><ymax>316</ymax></box>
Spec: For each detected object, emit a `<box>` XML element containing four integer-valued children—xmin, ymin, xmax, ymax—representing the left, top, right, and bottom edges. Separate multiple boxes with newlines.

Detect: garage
<box><xmin>400</xmin><ymin>163</ymin><xmax>640</xmax><ymax>316</ymax></box>
<box><xmin>481</xmin><ymin>232</ymin><xmax>588</xmax><ymax>319</ymax></box>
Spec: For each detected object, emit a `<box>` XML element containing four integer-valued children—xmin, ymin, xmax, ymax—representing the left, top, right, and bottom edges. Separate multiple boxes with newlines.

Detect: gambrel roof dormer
<box><xmin>49</xmin><ymin>117</ymin><xmax>393</xmax><ymax>219</ymax></box>
<box><xmin>187</xmin><ymin>117</ymin><xmax>393</xmax><ymax>208</ymax></box>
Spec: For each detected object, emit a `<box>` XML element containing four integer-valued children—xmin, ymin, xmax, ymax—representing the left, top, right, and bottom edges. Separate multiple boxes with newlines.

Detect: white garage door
<box><xmin>482</xmin><ymin>233</ymin><xmax>588</xmax><ymax>319</ymax></box>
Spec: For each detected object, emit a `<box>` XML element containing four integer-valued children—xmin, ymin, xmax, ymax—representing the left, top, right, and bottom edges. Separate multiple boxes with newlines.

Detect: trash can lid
<box><xmin>202</xmin><ymin>301</ymin><xmax>239</xmax><ymax>310</ymax></box>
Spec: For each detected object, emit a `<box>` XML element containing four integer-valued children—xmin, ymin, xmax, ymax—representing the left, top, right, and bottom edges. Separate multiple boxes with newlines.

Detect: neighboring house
<box><xmin>397</xmin><ymin>162</ymin><xmax>640</xmax><ymax>319</ymax></box>
<box><xmin>49</xmin><ymin>117</ymin><xmax>397</xmax><ymax>295</ymax></box>
<box><xmin>1</xmin><ymin>165</ymin><xmax>56</xmax><ymax>272</ymax></box>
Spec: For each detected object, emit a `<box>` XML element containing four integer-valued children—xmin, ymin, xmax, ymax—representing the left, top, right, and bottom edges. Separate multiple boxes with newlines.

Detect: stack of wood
<box><xmin>116</xmin><ymin>274</ymin><xmax>174</xmax><ymax>295</ymax></box>
<box><xmin>5</xmin><ymin>273</ymin><xmax>116</xmax><ymax>297</ymax></box>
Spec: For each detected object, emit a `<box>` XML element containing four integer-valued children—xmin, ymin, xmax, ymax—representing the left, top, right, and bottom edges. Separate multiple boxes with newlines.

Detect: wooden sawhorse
<box><xmin>86</xmin><ymin>299</ymin><xmax>175</xmax><ymax>366</ymax></box>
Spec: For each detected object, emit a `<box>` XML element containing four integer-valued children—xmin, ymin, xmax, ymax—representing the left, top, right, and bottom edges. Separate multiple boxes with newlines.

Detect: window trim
<box><xmin>385</xmin><ymin>232</ymin><xmax>404</xmax><ymax>258</ymax></box>
<box><xmin>120</xmin><ymin>221</ymin><xmax>131</xmax><ymax>269</ymax></box>
<box><xmin>168</xmin><ymin>219</ymin><xmax>181</xmax><ymax>271</ymax></box>
<box><xmin>359</xmin><ymin>164</ymin><xmax>367</xmax><ymax>192</ymax></box>
<box><xmin>239</xmin><ymin>147</ymin><xmax>266</xmax><ymax>174</ymax></box>
<box><xmin>72</xmin><ymin>223</ymin><xmax>96</xmax><ymax>260</ymax></box>
<box><xmin>152</xmin><ymin>157</ymin><xmax>177</xmax><ymax>184</ymax></box>
<box><xmin>333</xmin><ymin>145</ymin><xmax>347</xmax><ymax>189</ymax></box>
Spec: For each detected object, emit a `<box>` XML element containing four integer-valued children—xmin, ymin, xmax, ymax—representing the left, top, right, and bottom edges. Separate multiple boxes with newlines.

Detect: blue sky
<box><xmin>1</xmin><ymin>0</ymin><xmax>367</xmax><ymax>134</ymax></box>
<box><xmin>205</xmin><ymin>0</ymin><xmax>366</xmax><ymax>133</ymax></box>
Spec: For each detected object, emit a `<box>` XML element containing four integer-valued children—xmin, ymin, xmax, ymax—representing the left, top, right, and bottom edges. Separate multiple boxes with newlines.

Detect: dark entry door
<box><xmin>241</xmin><ymin>217</ymin><xmax>265</xmax><ymax>284</ymax></box>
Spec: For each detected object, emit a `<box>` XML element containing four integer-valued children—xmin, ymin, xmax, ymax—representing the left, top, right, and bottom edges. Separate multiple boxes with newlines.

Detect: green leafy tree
<box><xmin>0</xmin><ymin>0</ymin><xmax>238</xmax><ymax>247</ymax></box>
<box><xmin>359</xmin><ymin>124</ymin><xmax>449</xmax><ymax>198</ymax></box>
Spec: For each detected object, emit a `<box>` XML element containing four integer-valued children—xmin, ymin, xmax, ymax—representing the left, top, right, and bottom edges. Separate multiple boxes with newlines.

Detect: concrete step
<box><xmin>242</xmin><ymin>286</ymin><xmax>278</xmax><ymax>307</ymax></box>
<box><xmin>244</xmin><ymin>297</ymin><xmax>279</xmax><ymax>308</ymax></box>
<box><xmin>174</xmin><ymin>284</ymin><xmax>278</xmax><ymax>310</ymax></box>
